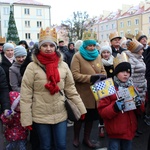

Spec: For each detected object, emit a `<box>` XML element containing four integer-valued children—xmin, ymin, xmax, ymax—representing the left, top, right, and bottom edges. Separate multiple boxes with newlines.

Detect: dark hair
<box><xmin>18</xmin><ymin>40</ymin><xmax>29</xmax><ymax>50</ymax></box>
<box><xmin>68</xmin><ymin>42</ymin><xmax>74</xmax><ymax>49</ymax></box>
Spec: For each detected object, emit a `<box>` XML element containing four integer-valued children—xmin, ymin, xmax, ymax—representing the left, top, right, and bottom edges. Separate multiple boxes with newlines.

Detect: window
<box><xmin>37</xmin><ymin>21</ymin><xmax>42</xmax><ymax>27</ymax></box>
<box><xmin>37</xmin><ymin>33</ymin><xmax>39</xmax><ymax>39</ymax></box>
<box><xmin>120</xmin><ymin>22</ymin><xmax>124</xmax><ymax>28</ymax></box>
<box><xmin>25</xmin><ymin>33</ymin><xmax>31</xmax><ymax>39</ymax></box>
<box><xmin>149</xmin><ymin>28</ymin><xmax>150</xmax><ymax>35</ymax></box>
<box><xmin>135</xmin><ymin>29</ymin><xmax>138</xmax><ymax>35</ymax></box>
<box><xmin>106</xmin><ymin>25</ymin><xmax>109</xmax><ymax>30</ymax></box>
<box><xmin>112</xmin><ymin>24</ymin><xmax>114</xmax><ymax>29</ymax></box>
<box><xmin>4</xmin><ymin>20</ymin><xmax>8</xmax><ymax>28</ymax></box>
<box><xmin>149</xmin><ymin>16</ymin><xmax>150</xmax><ymax>23</ymax></box>
<box><xmin>135</xmin><ymin>19</ymin><xmax>139</xmax><ymax>25</ymax></box>
<box><xmin>101</xmin><ymin>34</ymin><xmax>103</xmax><ymax>39</ymax></box>
<box><xmin>127</xmin><ymin>30</ymin><xmax>131</xmax><ymax>34</ymax></box>
<box><xmin>36</xmin><ymin>9</ymin><xmax>42</xmax><ymax>16</ymax></box>
<box><xmin>101</xmin><ymin>26</ymin><xmax>103</xmax><ymax>31</ymax></box>
<box><xmin>24</xmin><ymin>8</ymin><xmax>30</xmax><ymax>15</ymax></box>
<box><xmin>25</xmin><ymin>21</ymin><xmax>30</xmax><ymax>27</ymax></box>
<box><xmin>127</xmin><ymin>20</ymin><xmax>131</xmax><ymax>26</ymax></box>
<box><xmin>106</xmin><ymin>34</ymin><xmax>109</xmax><ymax>38</ymax></box>
<box><xmin>120</xmin><ymin>31</ymin><xmax>124</xmax><ymax>37</ymax></box>
<box><xmin>3</xmin><ymin>7</ymin><xmax>9</xmax><ymax>15</ymax></box>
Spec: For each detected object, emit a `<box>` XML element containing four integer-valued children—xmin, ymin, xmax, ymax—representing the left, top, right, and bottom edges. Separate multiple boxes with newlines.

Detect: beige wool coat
<box><xmin>71</xmin><ymin>52</ymin><xmax>106</xmax><ymax>109</ymax></box>
<box><xmin>20</xmin><ymin>54</ymin><xmax>86</xmax><ymax>127</ymax></box>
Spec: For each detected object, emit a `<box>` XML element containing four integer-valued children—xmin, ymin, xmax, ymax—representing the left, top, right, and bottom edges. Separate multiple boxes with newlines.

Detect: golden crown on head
<box><xmin>0</xmin><ymin>36</ymin><xmax>6</xmax><ymax>44</ymax></box>
<box><xmin>135</xmin><ymin>31</ymin><xmax>145</xmax><ymax>41</ymax></box>
<box><xmin>113</xmin><ymin>52</ymin><xmax>129</xmax><ymax>68</ymax></box>
<box><xmin>126</xmin><ymin>38</ymin><xmax>142</xmax><ymax>52</ymax></box>
<box><xmin>82</xmin><ymin>30</ymin><xmax>97</xmax><ymax>41</ymax></box>
<box><xmin>125</xmin><ymin>33</ymin><xmax>134</xmax><ymax>40</ymax></box>
<box><xmin>39</xmin><ymin>27</ymin><xmax>57</xmax><ymax>43</ymax></box>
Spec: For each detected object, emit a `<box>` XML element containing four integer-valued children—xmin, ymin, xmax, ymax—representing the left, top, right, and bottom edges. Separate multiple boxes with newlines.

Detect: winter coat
<box><xmin>20</xmin><ymin>53</ymin><xmax>86</xmax><ymax>127</ymax></box>
<box><xmin>111</xmin><ymin>46</ymin><xmax>126</xmax><ymax>57</ymax></box>
<box><xmin>0</xmin><ymin>54</ymin><xmax>15</xmax><ymax>91</ymax></box>
<box><xmin>70</xmin><ymin>52</ymin><xmax>106</xmax><ymax>109</ymax></box>
<box><xmin>0</xmin><ymin>66</ymin><xmax>10</xmax><ymax>113</ymax></box>
<box><xmin>9</xmin><ymin>62</ymin><xmax>22</xmax><ymax>92</ymax></box>
<box><xmin>1</xmin><ymin>112</ymin><xmax>28</xmax><ymax>141</ymax></box>
<box><xmin>143</xmin><ymin>45</ymin><xmax>150</xmax><ymax>63</ymax></box>
<box><xmin>125</xmin><ymin>50</ymin><xmax>146</xmax><ymax>102</ymax></box>
<box><xmin>98</xmin><ymin>88</ymin><xmax>139</xmax><ymax>140</ymax></box>
<box><xmin>64</xmin><ymin>49</ymin><xmax>76</xmax><ymax>68</ymax></box>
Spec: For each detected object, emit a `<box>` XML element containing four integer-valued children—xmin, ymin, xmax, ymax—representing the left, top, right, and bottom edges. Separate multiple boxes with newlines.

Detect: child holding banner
<box><xmin>97</xmin><ymin>52</ymin><xmax>144</xmax><ymax>150</ymax></box>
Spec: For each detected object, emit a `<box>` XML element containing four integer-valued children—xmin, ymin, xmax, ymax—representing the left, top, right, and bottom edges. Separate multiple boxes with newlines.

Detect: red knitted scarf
<box><xmin>37</xmin><ymin>51</ymin><xmax>60</xmax><ymax>95</ymax></box>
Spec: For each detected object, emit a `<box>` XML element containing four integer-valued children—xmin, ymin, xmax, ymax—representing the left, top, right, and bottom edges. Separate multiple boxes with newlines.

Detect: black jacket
<box><xmin>0</xmin><ymin>66</ymin><xmax>10</xmax><ymax>113</ymax></box>
<box><xmin>0</xmin><ymin>54</ymin><xmax>15</xmax><ymax>91</ymax></box>
<box><xmin>104</xmin><ymin>65</ymin><xmax>114</xmax><ymax>79</ymax></box>
<box><xmin>111</xmin><ymin>46</ymin><xmax>126</xmax><ymax>57</ymax></box>
<box><xmin>64</xmin><ymin>49</ymin><xmax>75</xmax><ymax>68</ymax></box>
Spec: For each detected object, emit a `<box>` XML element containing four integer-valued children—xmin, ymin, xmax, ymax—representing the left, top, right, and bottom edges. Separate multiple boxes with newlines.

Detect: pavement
<box><xmin>0</xmin><ymin>117</ymin><xmax>150</xmax><ymax>150</ymax></box>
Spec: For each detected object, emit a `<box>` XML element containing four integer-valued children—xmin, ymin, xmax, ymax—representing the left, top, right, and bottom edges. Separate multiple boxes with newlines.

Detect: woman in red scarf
<box><xmin>20</xmin><ymin>27</ymin><xmax>86</xmax><ymax>150</ymax></box>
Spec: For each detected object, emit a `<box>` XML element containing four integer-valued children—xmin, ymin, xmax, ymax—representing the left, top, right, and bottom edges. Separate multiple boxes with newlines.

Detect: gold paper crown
<box><xmin>113</xmin><ymin>52</ymin><xmax>129</xmax><ymax>68</ymax></box>
<box><xmin>109</xmin><ymin>31</ymin><xmax>122</xmax><ymax>41</ymax></box>
<box><xmin>82</xmin><ymin>30</ymin><xmax>97</xmax><ymax>41</ymax></box>
<box><xmin>126</xmin><ymin>38</ymin><xmax>143</xmax><ymax>53</ymax></box>
<box><xmin>39</xmin><ymin>27</ymin><xmax>57</xmax><ymax>43</ymax></box>
<box><xmin>125</xmin><ymin>33</ymin><xmax>134</xmax><ymax>40</ymax></box>
<box><xmin>135</xmin><ymin>31</ymin><xmax>145</xmax><ymax>41</ymax></box>
<box><xmin>0</xmin><ymin>36</ymin><xmax>6</xmax><ymax>44</ymax></box>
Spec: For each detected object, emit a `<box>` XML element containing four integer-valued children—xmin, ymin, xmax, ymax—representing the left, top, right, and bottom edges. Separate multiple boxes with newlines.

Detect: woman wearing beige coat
<box><xmin>20</xmin><ymin>27</ymin><xmax>86</xmax><ymax>150</ymax></box>
<box><xmin>71</xmin><ymin>31</ymin><xmax>106</xmax><ymax>148</ymax></box>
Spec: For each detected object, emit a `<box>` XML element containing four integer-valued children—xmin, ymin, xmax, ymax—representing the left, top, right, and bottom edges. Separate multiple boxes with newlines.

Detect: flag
<box><xmin>90</xmin><ymin>78</ymin><xmax>116</xmax><ymax>101</ymax></box>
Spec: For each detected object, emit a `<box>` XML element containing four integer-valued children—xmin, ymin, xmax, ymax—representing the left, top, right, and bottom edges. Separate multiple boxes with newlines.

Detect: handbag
<box><xmin>65</xmin><ymin>97</ymin><xmax>81</xmax><ymax>122</ymax></box>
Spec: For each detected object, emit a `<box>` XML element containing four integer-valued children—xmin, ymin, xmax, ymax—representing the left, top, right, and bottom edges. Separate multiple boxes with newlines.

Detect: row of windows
<box><xmin>4</xmin><ymin>20</ymin><xmax>42</xmax><ymax>28</ymax></box>
<box><xmin>100</xmin><ymin>17</ymin><xmax>150</xmax><ymax>31</ymax></box>
<box><xmin>25</xmin><ymin>33</ymin><xmax>39</xmax><ymax>39</ymax></box>
<box><xmin>120</xmin><ymin>19</ymin><xmax>139</xmax><ymax>28</ymax></box>
<box><xmin>3</xmin><ymin>7</ymin><xmax>42</xmax><ymax>16</ymax></box>
<box><xmin>100</xmin><ymin>28</ymin><xmax>150</xmax><ymax>39</ymax></box>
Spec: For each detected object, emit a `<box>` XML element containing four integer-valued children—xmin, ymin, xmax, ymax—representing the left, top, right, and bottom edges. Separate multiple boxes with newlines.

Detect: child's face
<box><xmin>137</xmin><ymin>49</ymin><xmax>144</xmax><ymax>56</ymax></box>
<box><xmin>117</xmin><ymin>71</ymin><xmax>130</xmax><ymax>82</ymax></box>
<box><xmin>101</xmin><ymin>50</ymin><xmax>111</xmax><ymax>60</ymax></box>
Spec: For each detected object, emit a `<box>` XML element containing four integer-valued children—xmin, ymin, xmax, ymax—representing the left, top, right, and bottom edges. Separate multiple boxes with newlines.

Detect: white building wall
<box><xmin>0</xmin><ymin>2</ymin><xmax>51</xmax><ymax>45</ymax></box>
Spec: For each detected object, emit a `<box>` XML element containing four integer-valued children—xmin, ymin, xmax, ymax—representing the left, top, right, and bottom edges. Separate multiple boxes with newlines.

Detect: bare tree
<box><xmin>61</xmin><ymin>11</ymin><xmax>96</xmax><ymax>42</ymax></box>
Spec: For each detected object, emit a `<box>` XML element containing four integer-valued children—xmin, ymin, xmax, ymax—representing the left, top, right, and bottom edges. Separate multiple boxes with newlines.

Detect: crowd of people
<box><xmin>0</xmin><ymin>27</ymin><xmax>149</xmax><ymax>150</ymax></box>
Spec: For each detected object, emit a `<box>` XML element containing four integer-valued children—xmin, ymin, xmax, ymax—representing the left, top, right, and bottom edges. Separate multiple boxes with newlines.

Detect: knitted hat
<box><xmin>3</xmin><ymin>43</ymin><xmax>14</xmax><ymax>52</ymax></box>
<box><xmin>9</xmin><ymin>91</ymin><xmax>20</xmax><ymax>110</ymax></box>
<box><xmin>114</xmin><ymin>62</ymin><xmax>131</xmax><ymax>76</ymax></box>
<box><xmin>14</xmin><ymin>45</ymin><xmax>27</xmax><ymax>57</ymax></box>
<box><xmin>75</xmin><ymin>40</ymin><xmax>83</xmax><ymax>51</ymax></box>
<box><xmin>100</xmin><ymin>45</ymin><xmax>112</xmax><ymax>54</ymax></box>
<box><xmin>126</xmin><ymin>39</ymin><xmax>143</xmax><ymax>53</ymax></box>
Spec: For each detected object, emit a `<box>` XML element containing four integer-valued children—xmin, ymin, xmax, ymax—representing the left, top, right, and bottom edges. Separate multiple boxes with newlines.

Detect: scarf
<box><xmin>79</xmin><ymin>45</ymin><xmax>99</xmax><ymax>61</ymax></box>
<box><xmin>102</xmin><ymin>55</ymin><xmax>114</xmax><ymax>66</ymax></box>
<box><xmin>37</xmin><ymin>51</ymin><xmax>60</xmax><ymax>95</ymax></box>
<box><xmin>114</xmin><ymin>76</ymin><xmax>133</xmax><ymax>88</ymax></box>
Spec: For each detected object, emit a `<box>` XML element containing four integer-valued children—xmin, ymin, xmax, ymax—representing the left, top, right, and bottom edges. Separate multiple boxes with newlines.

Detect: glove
<box><xmin>134</xmin><ymin>96</ymin><xmax>142</xmax><ymax>107</ymax></box>
<box><xmin>99</xmin><ymin>74</ymin><xmax>107</xmax><ymax>81</ymax></box>
<box><xmin>26</xmin><ymin>125</ymin><xmax>32</xmax><ymax>130</ymax></box>
<box><xmin>114</xmin><ymin>98</ymin><xmax>125</xmax><ymax>112</ymax></box>
<box><xmin>80</xmin><ymin>114</ymin><xmax>85</xmax><ymax>120</ymax></box>
<box><xmin>90</xmin><ymin>74</ymin><xmax>106</xmax><ymax>85</ymax></box>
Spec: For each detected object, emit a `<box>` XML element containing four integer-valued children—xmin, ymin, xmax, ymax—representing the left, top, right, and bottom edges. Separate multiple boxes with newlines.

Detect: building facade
<box><xmin>0</xmin><ymin>0</ymin><xmax>51</xmax><ymax>45</ymax></box>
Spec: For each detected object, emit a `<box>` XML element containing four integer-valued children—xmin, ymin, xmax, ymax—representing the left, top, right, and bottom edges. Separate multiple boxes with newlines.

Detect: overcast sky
<box><xmin>36</xmin><ymin>0</ymin><xmax>146</xmax><ymax>24</ymax></box>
